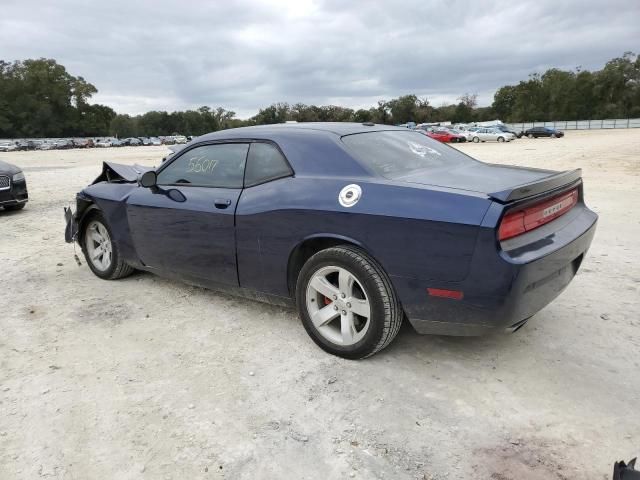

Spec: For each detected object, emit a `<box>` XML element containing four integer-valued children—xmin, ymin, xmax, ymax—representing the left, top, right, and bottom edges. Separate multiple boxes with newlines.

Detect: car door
<box><xmin>235</xmin><ymin>141</ymin><xmax>294</xmax><ymax>293</ymax></box>
<box><xmin>126</xmin><ymin>141</ymin><xmax>249</xmax><ymax>286</ymax></box>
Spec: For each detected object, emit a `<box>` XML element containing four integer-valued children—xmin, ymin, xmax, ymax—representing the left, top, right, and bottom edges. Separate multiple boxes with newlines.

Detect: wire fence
<box><xmin>506</xmin><ymin>118</ymin><xmax>640</xmax><ymax>131</ymax></box>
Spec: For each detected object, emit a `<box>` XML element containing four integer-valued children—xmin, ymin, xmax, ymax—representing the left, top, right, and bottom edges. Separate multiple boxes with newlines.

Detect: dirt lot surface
<box><xmin>1</xmin><ymin>129</ymin><xmax>638</xmax><ymax>479</ymax></box>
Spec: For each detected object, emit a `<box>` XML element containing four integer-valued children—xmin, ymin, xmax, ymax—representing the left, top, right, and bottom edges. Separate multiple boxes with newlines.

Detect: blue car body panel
<box><xmin>67</xmin><ymin>123</ymin><xmax>597</xmax><ymax>335</ymax></box>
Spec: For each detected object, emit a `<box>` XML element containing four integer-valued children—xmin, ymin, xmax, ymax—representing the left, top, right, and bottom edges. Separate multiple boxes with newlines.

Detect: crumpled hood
<box><xmin>92</xmin><ymin>161</ymin><xmax>153</xmax><ymax>184</ymax></box>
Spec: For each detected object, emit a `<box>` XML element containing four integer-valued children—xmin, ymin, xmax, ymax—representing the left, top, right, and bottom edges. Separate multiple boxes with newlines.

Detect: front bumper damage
<box><xmin>64</xmin><ymin>206</ymin><xmax>78</xmax><ymax>243</ymax></box>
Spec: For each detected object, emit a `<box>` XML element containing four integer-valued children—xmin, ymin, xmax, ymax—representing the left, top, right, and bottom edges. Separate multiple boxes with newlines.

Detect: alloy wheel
<box><xmin>305</xmin><ymin>265</ymin><xmax>371</xmax><ymax>346</ymax></box>
<box><xmin>85</xmin><ymin>220</ymin><xmax>113</xmax><ymax>271</ymax></box>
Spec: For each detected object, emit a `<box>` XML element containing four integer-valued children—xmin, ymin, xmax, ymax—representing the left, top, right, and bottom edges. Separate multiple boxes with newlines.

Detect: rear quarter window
<box><xmin>341</xmin><ymin>130</ymin><xmax>476</xmax><ymax>179</ymax></box>
<box><xmin>244</xmin><ymin>142</ymin><xmax>293</xmax><ymax>187</ymax></box>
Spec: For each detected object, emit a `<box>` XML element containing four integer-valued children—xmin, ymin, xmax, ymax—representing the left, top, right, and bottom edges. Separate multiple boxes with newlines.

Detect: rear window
<box><xmin>341</xmin><ymin>130</ymin><xmax>476</xmax><ymax>179</ymax></box>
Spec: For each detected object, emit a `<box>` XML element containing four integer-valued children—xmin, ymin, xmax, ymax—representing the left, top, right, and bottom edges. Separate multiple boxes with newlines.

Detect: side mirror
<box><xmin>139</xmin><ymin>170</ymin><xmax>157</xmax><ymax>188</ymax></box>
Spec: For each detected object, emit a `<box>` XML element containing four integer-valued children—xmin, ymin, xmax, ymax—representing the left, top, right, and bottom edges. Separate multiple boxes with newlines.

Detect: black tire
<box><xmin>81</xmin><ymin>211</ymin><xmax>134</xmax><ymax>280</ymax></box>
<box><xmin>472</xmin><ymin>136</ymin><xmax>480</xmax><ymax>143</ymax></box>
<box><xmin>4</xmin><ymin>203</ymin><xmax>25</xmax><ymax>211</ymax></box>
<box><xmin>295</xmin><ymin>245</ymin><xmax>403</xmax><ymax>359</ymax></box>
<box><xmin>527</xmin><ymin>133</ymin><xmax>534</xmax><ymax>139</ymax></box>
<box><xmin>497</xmin><ymin>136</ymin><xmax>505</xmax><ymax>142</ymax></box>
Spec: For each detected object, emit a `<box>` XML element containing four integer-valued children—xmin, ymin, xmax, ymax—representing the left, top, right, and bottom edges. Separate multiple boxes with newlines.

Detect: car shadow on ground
<box><xmin>0</xmin><ymin>207</ymin><xmax>27</xmax><ymax>216</ymax></box>
<box><xmin>388</xmin><ymin>320</ymin><xmax>520</xmax><ymax>357</ymax></box>
<box><xmin>119</xmin><ymin>270</ymin><xmax>530</xmax><ymax>364</ymax></box>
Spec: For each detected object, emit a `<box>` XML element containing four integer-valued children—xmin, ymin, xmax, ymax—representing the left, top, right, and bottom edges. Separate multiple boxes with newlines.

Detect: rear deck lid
<box><xmin>399</xmin><ymin>162</ymin><xmax>572</xmax><ymax>201</ymax></box>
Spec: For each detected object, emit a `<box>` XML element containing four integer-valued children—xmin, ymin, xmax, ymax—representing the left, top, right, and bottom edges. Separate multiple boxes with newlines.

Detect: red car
<box><xmin>421</xmin><ymin>129</ymin><xmax>466</xmax><ymax>143</ymax></box>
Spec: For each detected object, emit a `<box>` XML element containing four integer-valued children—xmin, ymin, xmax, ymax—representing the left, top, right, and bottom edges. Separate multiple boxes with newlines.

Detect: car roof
<box><xmin>191</xmin><ymin>123</ymin><xmax>412</xmax><ymax>178</ymax></box>
<box><xmin>197</xmin><ymin>122</ymin><xmax>406</xmax><ymax>142</ymax></box>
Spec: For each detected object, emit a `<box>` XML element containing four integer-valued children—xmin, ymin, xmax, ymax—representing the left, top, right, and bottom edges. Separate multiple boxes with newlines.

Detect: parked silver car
<box><xmin>470</xmin><ymin>128</ymin><xmax>515</xmax><ymax>143</ymax></box>
<box><xmin>0</xmin><ymin>141</ymin><xmax>18</xmax><ymax>152</ymax></box>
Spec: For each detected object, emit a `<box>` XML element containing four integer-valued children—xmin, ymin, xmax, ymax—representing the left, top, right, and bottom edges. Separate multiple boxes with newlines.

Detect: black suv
<box><xmin>524</xmin><ymin>127</ymin><xmax>564</xmax><ymax>138</ymax></box>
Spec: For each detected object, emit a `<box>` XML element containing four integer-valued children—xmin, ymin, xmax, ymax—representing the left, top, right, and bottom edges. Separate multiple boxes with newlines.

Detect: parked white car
<box><xmin>0</xmin><ymin>141</ymin><xmax>18</xmax><ymax>152</ymax></box>
<box><xmin>95</xmin><ymin>139</ymin><xmax>112</xmax><ymax>148</ymax></box>
<box><xmin>470</xmin><ymin>128</ymin><xmax>515</xmax><ymax>143</ymax></box>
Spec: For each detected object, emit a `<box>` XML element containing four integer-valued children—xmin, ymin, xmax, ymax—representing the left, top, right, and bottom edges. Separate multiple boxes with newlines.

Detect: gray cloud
<box><xmin>1</xmin><ymin>0</ymin><xmax>638</xmax><ymax>117</ymax></box>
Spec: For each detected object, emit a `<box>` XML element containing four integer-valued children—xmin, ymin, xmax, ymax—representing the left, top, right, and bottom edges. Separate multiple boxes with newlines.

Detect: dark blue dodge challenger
<box><xmin>65</xmin><ymin>123</ymin><xmax>597</xmax><ymax>358</ymax></box>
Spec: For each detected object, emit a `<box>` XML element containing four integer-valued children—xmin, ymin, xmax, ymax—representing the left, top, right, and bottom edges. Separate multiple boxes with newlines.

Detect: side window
<box><xmin>157</xmin><ymin>143</ymin><xmax>249</xmax><ymax>188</ymax></box>
<box><xmin>244</xmin><ymin>142</ymin><xmax>292</xmax><ymax>187</ymax></box>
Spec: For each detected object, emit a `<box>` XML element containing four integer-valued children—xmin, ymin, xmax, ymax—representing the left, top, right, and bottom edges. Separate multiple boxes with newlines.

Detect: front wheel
<box><xmin>527</xmin><ymin>133</ymin><xmax>534</xmax><ymax>139</ymax></box>
<box><xmin>82</xmin><ymin>212</ymin><xmax>134</xmax><ymax>280</ymax></box>
<box><xmin>497</xmin><ymin>136</ymin><xmax>505</xmax><ymax>142</ymax></box>
<box><xmin>472</xmin><ymin>136</ymin><xmax>480</xmax><ymax>143</ymax></box>
<box><xmin>296</xmin><ymin>246</ymin><xmax>403</xmax><ymax>359</ymax></box>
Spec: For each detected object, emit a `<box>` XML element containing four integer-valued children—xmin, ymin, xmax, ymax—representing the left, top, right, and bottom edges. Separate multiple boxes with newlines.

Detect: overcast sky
<box><xmin>1</xmin><ymin>0</ymin><xmax>638</xmax><ymax>118</ymax></box>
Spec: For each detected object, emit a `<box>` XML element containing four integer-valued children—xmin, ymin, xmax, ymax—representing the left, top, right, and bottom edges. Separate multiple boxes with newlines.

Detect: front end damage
<box><xmin>91</xmin><ymin>161</ymin><xmax>151</xmax><ymax>185</ymax></box>
<box><xmin>64</xmin><ymin>161</ymin><xmax>151</xmax><ymax>243</ymax></box>
<box><xmin>64</xmin><ymin>192</ymin><xmax>94</xmax><ymax>243</ymax></box>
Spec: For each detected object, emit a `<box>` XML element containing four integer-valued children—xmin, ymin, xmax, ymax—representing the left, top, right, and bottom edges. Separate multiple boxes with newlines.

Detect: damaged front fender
<box><xmin>64</xmin><ymin>192</ymin><xmax>100</xmax><ymax>244</ymax></box>
<box><xmin>64</xmin><ymin>206</ymin><xmax>77</xmax><ymax>243</ymax></box>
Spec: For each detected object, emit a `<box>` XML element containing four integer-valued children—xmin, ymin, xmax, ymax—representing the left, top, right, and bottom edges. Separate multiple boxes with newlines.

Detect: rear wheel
<box><xmin>472</xmin><ymin>136</ymin><xmax>480</xmax><ymax>143</ymax></box>
<box><xmin>296</xmin><ymin>246</ymin><xmax>403</xmax><ymax>359</ymax></box>
<box><xmin>527</xmin><ymin>133</ymin><xmax>534</xmax><ymax>139</ymax></box>
<box><xmin>551</xmin><ymin>133</ymin><xmax>557</xmax><ymax>138</ymax></box>
<box><xmin>82</xmin><ymin>212</ymin><xmax>134</xmax><ymax>280</ymax></box>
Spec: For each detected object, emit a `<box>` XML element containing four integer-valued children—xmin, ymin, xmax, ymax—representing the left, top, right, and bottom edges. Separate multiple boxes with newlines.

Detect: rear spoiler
<box><xmin>489</xmin><ymin>169</ymin><xmax>582</xmax><ymax>203</ymax></box>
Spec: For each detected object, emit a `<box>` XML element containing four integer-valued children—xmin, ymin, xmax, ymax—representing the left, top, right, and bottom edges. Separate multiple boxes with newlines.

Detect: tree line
<box><xmin>0</xmin><ymin>52</ymin><xmax>638</xmax><ymax>138</ymax></box>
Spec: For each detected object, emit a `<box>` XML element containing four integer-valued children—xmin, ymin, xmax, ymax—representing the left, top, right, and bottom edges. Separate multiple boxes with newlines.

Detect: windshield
<box><xmin>341</xmin><ymin>130</ymin><xmax>477</xmax><ymax>179</ymax></box>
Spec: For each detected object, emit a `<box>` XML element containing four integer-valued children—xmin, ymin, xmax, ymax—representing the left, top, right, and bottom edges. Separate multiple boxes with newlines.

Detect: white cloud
<box><xmin>1</xmin><ymin>0</ymin><xmax>638</xmax><ymax>117</ymax></box>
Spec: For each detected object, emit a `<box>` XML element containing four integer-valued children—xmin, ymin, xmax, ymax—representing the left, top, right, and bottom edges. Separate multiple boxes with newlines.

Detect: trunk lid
<box><xmin>400</xmin><ymin>162</ymin><xmax>581</xmax><ymax>203</ymax></box>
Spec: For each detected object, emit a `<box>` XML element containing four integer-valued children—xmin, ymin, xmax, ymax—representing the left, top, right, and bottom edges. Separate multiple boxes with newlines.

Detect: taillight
<box><xmin>498</xmin><ymin>188</ymin><xmax>578</xmax><ymax>241</ymax></box>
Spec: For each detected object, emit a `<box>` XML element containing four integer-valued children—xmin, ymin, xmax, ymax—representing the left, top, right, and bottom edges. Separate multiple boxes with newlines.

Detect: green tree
<box><xmin>387</xmin><ymin>94</ymin><xmax>418</xmax><ymax>123</ymax></box>
<box><xmin>110</xmin><ymin>114</ymin><xmax>138</xmax><ymax>137</ymax></box>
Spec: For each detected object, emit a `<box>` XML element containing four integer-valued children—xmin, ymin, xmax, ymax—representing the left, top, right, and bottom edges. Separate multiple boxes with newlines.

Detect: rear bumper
<box><xmin>398</xmin><ymin>204</ymin><xmax>598</xmax><ymax>335</ymax></box>
<box><xmin>0</xmin><ymin>180</ymin><xmax>28</xmax><ymax>207</ymax></box>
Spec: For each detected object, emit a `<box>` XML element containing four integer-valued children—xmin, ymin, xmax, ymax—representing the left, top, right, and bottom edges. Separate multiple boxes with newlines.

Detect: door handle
<box><xmin>214</xmin><ymin>199</ymin><xmax>232</xmax><ymax>209</ymax></box>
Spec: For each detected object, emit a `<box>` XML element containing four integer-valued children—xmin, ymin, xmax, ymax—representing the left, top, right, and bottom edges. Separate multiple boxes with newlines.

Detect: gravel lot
<box><xmin>1</xmin><ymin>129</ymin><xmax>638</xmax><ymax>479</ymax></box>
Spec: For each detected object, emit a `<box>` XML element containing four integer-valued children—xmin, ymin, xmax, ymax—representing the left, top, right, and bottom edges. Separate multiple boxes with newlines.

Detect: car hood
<box><xmin>91</xmin><ymin>161</ymin><xmax>153</xmax><ymax>184</ymax></box>
<box><xmin>399</xmin><ymin>162</ymin><xmax>559</xmax><ymax>198</ymax></box>
<box><xmin>0</xmin><ymin>159</ymin><xmax>21</xmax><ymax>174</ymax></box>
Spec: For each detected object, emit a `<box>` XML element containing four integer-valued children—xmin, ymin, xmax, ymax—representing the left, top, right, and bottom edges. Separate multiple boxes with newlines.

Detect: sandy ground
<box><xmin>0</xmin><ymin>129</ymin><xmax>638</xmax><ymax>480</ymax></box>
